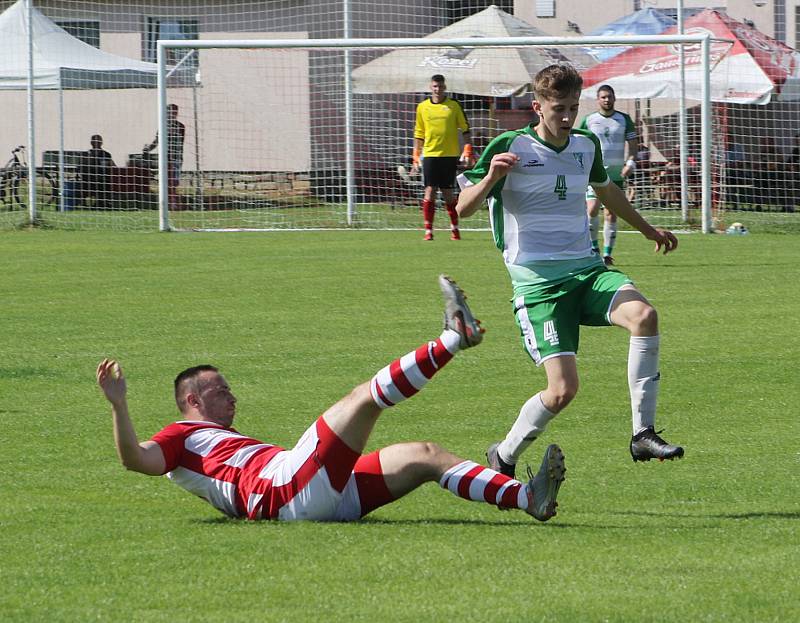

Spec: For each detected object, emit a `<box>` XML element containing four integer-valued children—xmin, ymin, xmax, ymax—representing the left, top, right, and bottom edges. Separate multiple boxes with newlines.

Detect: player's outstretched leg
<box><xmin>438</xmin><ymin>274</ymin><xmax>484</xmax><ymax>348</ymax></box>
<box><xmin>369</xmin><ymin>275</ymin><xmax>483</xmax><ymax>408</ymax></box>
<box><xmin>439</xmin><ymin>443</ymin><xmax>566</xmax><ymax>521</ymax></box>
<box><xmin>325</xmin><ymin>276</ymin><xmax>485</xmax><ymax>453</ymax></box>
<box><xmin>525</xmin><ymin>443</ymin><xmax>566</xmax><ymax>521</ymax></box>
<box><xmin>355</xmin><ymin>441</ymin><xmax>565</xmax><ymax>521</ymax></box>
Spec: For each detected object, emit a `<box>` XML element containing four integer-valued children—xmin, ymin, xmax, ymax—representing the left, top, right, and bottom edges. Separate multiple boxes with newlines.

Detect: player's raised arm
<box><xmin>96</xmin><ymin>359</ymin><xmax>166</xmax><ymax>476</ymax></box>
<box><xmin>592</xmin><ymin>182</ymin><xmax>678</xmax><ymax>255</ymax></box>
<box><xmin>456</xmin><ymin>152</ymin><xmax>519</xmax><ymax>218</ymax></box>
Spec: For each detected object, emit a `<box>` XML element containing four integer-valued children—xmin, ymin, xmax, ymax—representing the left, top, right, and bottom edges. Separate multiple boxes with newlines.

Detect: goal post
<box><xmin>155</xmin><ymin>33</ymin><xmax>714</xmax><ymax>233</ymax></box>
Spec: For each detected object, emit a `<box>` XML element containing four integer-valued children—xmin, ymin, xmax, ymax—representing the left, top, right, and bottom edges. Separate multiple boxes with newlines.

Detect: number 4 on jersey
<box><xmin>554</xmin><ymin>175</ymin><xmax>567</xmax><ymax>200</ymax></box>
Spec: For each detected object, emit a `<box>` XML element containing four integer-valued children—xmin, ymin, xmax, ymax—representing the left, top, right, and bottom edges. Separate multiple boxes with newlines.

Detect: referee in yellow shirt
<box><xmin>412</xmin><ymin>74</ymin><xmax>474</xmax><ymax>240</ymax></box>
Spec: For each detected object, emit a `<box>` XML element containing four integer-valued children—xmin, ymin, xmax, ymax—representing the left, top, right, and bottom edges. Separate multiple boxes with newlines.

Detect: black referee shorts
<box><xmin>422</xmin><ymin>156</ymin><xmax>459</xmax><ymax>189</ymax></box>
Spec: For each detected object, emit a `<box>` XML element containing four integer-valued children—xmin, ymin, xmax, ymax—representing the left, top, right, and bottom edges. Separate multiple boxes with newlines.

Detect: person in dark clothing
<box><xmin>77</xmin><ymin>134</ymin><xmax>116</xmax><ymax>208</ymax></box>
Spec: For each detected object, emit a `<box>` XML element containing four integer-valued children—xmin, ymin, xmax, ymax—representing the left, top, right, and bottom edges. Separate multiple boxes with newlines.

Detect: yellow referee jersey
<box><xmin>414</xmin><ymin>97</ymin><xmax>470</xmax><ymax>158</ymax></box>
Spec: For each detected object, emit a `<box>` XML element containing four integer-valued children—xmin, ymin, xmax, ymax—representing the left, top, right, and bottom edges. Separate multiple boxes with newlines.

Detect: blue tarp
<box><xmin>584</xmin><ymin>8</ymin><xmax>676</xmax><ymax>62</ymax></box>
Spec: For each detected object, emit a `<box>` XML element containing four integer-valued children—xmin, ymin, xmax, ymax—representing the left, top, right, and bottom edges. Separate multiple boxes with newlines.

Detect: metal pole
<box><xmin>26</xmin><ymin>0</ymin><xmax>37</xmax><ymax>224</ymax></box>
<box><xmin>157</xmin><ymin>44</ymin><xmax>169</xmax><ymax>231</ymax></box>
<box><xmin>343</xmin><ymin>0</ymin><xmax>356</xmax><ymax>226</ymax></box>
<box><xmin>701</xmin><ymin>35</ymin><xmax>712</xmax><ymax>234</ymax></box>
<box><xmin>677</xmin><ymin>0</ymin><xmax>689</xmax><ymax>223</ymax></box>
<box><xmin>160</xmin><ymin>34</ymin><xmax>720</xmax><ymax>49</ymax></box>
<box><xmin>192</xmin><ymin>71</ymin><xmax>203</xmax><ymax>211</ymax></box>
<box><xmin>58</xmin><ymin>79</ymin><xmax>65</xmax><ymax>212</ymax></box>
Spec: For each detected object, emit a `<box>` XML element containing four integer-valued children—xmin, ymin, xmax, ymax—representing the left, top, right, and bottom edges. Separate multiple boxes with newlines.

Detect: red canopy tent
<box><xmin>581</xmin><ymin>9</ymin><xmax>800</xmax><ymax>105</ymax></box>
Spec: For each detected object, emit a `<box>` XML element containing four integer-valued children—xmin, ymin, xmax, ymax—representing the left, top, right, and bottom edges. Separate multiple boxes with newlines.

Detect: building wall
<box><xmin>513</xmin><ymin>0</ymin><xmax>715</xmax><ymax>37</ymax></box>
<box><xmin>514</xmin><ymin>0</ymin><xmax>800</xmax><ymax>46</ymax></box>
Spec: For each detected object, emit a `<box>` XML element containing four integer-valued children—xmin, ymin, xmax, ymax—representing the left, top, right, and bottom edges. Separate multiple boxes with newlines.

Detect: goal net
<box><xmin>150</xmin><ymin>35</ymin><xmax>716</xmax><ymax>233</ymax></box>
<box><xmin>9</xmin><ymin>1</ymin><xmax>799</xmax><ymax>234</ymax></box>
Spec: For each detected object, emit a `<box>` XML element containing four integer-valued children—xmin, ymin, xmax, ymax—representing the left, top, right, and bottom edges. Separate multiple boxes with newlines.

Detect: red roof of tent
<box><xmin>581</xmin><ymin>10</ymin><xmax>800</xmax><ymax>104</ymax></box>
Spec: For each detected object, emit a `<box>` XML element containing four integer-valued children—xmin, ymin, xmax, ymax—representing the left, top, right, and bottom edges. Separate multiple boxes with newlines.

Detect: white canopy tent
<box><xmin>352</xmin><ymin>4</ymin><xmax>595</xmax><ymax>97</ymax></box>
<box><xmin>0</xmin><ymin>0</ymin><xmax>160</xmax><ymax>91</ymax></box>
<box><xmin>0</xmin><ymin>0</ymin><xmax>164</xmax><ymax>215</ymax></box>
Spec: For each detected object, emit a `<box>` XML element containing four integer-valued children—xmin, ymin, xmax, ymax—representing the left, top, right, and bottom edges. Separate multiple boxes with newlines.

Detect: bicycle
<box><xmin>0</xmin><ymin>145</ymin><xmax>57</xmax><ymax>209</ymax></box>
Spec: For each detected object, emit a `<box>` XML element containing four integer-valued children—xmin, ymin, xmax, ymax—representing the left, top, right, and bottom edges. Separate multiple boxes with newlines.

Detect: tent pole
<box><xmin>58</xmin><ymin>79</ymin><xmax>65</xmax><ymax>212</ymax></box>
<box><xmin>677</xmin><ymin>0</ymin><xmax>689</xmax><ymax>223</ymax></box>
<box><xmin>26</xmin><ymin>0</ymin><xmax>37</xmax><ymax>224</ymax></box>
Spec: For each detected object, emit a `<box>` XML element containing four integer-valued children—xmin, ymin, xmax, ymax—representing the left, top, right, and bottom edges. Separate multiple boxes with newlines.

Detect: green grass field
<box><xmin>1</xmin><ymin>230</ymin><xmax>798</xmax><ymax>622</ymax></box>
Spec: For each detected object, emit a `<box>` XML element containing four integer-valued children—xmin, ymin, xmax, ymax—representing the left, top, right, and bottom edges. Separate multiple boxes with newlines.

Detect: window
<box><xmin>774</xmin><ymin>0</ymin><xmax>786</xmax><ymax>43</ymax></box>
<box><xmin>144</xmin><ymin>18</ymin><xmax>199</xmax><ymax>69</ymax></box>
<box><xmin>536</xmin><ymin>0</ymin><xmax>555</xmax><ymax>18</ymax></box>
<box><xmin>57</xmin><ymin>21</ymin><xmax>100</xmax><ymax>48</ymax></box>
<box><xmin>446</xmin><ymin>1</ymin><xmax>514</xmax><ymax>22</ymax></box>
<box><xmin>795</xmin><ymin>6</ymin><xmax>800</xmax><ymax>49</ymax></box>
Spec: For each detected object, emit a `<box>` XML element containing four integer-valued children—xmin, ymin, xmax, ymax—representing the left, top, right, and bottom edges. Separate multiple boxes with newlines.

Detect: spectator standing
<box><xmin>144</xmin><ymin>103</ymin><xmax>186</xmax><ymax>210</ymax></box>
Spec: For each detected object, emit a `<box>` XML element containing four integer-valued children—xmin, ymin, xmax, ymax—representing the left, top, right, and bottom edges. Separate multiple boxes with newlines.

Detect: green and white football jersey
<box><xmin>578</xmin><ymin>111</ymin><xmax>636</xmax><ymax>181</ymax></box>
<box><xmin>460</xmin><ymin>125</ymin><xmax>609</xmax><ymax>287</ymax></box>
<box><xmin>459</xmin><ymin>125</ymin><xmax>610</xmax><ymax>296</ymax></box>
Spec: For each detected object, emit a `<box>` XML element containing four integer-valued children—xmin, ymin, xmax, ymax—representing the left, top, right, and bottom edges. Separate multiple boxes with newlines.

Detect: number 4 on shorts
<box><xmin>543</xmin><ymin>320</ymin><xmax>560</xmax><ymax>346</ymax></box>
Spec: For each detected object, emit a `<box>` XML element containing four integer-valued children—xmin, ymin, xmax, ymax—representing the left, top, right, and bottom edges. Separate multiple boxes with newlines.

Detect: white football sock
<box><xmin>497</xmin><ymin>393</ymin><xmax>557</xmax><ymax>464</ymax></box>
<box><xmin>589</xmin><ymin>214</ymin><xmax>600</xmax><ymax>250</ymax></box>
<box><xmin>628</xmin><ymin>335</ymin><xmax>660</xmax><ymax>434</ymax></box>
<box><xmin>603</xmin><ymin>219</ymin><xmax>618</xmax><ymax>255</ymax></box>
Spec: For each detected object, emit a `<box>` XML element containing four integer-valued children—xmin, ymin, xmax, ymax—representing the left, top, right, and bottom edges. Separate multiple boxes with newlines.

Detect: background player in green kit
<box><xmin>579</xmin><ymin>85</ymin><xmax>638</xmax><ymax>265</ymax></box>
<box><xmin>455</xmin><ymin>64</ymin><xmax>683</xmax><ymax>484</ymax></box>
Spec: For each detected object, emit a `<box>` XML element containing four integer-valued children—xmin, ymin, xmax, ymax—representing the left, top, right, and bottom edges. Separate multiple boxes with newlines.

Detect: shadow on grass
<box><xmin>193</xmin><ymin>516</ymin><xmax>585</xmax><ymax>528</ymax></box>
<box><xmin>609</xmin><ymin>510</ymin><xmax>800</xmax><ymax>520</ymax></box>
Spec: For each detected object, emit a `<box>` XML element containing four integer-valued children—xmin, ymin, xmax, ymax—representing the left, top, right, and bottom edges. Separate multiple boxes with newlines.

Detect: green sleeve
<box><xmin>461</xmin><ymin>131</ymin><xmax>518</xmax><ymax>193</ymax></box>
<box><xmin>577</xmin><ymin>115</ymin><xmax>589</xmax><ymax>130</ymax></box>
<box><xmin>585</xmin><ymin>131</ymin><xmax>609</xmax><ymax>184</ymax></box>
<box><xmin>625</xmin><ymin>113</ymin><xmax>636</xmax><ymax>134</ymax></box>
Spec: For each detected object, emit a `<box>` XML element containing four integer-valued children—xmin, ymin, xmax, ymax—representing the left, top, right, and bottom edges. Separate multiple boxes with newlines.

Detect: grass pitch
<box><xmin>1</xmin><ymin>229</ymin><xmax>798</xmax><ymax>622</ymax></box>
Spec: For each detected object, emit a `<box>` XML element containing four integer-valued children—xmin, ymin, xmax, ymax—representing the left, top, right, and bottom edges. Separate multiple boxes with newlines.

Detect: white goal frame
<box><xmin>156</xmin><ymin>34</ymin><xmax>715</xmax><ymax>233</ymax></box>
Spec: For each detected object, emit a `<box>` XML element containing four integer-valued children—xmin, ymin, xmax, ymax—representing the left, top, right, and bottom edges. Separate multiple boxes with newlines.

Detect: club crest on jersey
<box><xmin>572</xmin><ymin>152</ymin><xmax>585</xmax><ymax>171</ymax></box>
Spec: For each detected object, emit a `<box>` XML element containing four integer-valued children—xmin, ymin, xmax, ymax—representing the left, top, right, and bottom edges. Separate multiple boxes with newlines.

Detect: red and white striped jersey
<box><xmin>151</xmin><ymin>420</ymin><xmax>284</xmax><ymax>520</ymax></box>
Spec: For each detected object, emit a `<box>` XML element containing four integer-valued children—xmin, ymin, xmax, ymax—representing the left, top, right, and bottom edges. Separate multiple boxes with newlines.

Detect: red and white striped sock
<box><xmin>439</xmin><ymin>460</ymin><xmax>528</xmax><ymax>511</ymax></box>
<box><xmin>369</xmin><ymin>329</ymin><xmax>460</xmax><ymax>409</ymax></box>
<box><xmin>422</xmin><ymin>199</ymin><xmax>435</xmax><ymax>234</ymax></box>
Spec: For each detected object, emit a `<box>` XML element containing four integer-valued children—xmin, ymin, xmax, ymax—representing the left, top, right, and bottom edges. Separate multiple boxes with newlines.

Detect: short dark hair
<box><xmin>597</xmin><ymin>84</ymin><xmax>615</xmax><ymax>97</ymax></box>
<box><xmin>167</xmin><ymin>103</ymin><xmax>179</xmax><ymax>113</ymax></box>
<box><xmin>533</xmin><ymin>64</ymin><xmax>583</xmax><ymax>101</ymax></box>
<box><xmin>174</xmin><ymin>365</ymin><xmax>218</xmax><ymax>412</ymax></box>
<box><xmin>431</xmin><ymin>74</ymin><xmax>445</xmax><ymax>83</ymax></box>
<box><xmin>91</xmin><ymin>134</ymin><xmax>103</xmax><ymax>143</ymax></box>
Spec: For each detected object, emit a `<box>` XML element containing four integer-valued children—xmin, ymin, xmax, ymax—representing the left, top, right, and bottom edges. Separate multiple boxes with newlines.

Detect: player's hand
<box><xmin>487</xmin><ymin>152</ymin><xmax>519</xmax><ymax>182</ymax></box>
<box><xmin>648</xmin><ymin>227</ymin><xmax>678</xmax><ymax>255</ymax></box>
<box><xmin>410</xmin><ymin>164</ymin><xmax>420</xmax><ymax>176</ymax></box>
<box><xmin>97</xmin><ymin>358</ymin><xmax>127</xmax><ymax>405</ymax></box>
